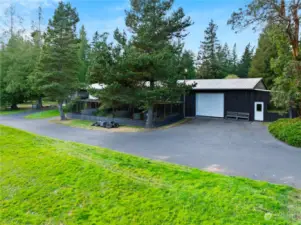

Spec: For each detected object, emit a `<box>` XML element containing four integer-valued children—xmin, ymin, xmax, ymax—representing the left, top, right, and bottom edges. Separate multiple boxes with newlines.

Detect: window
<box><xmin>256</xmin><ymin>104</ymin><xmax>262</xmax><ymax>112</ymax></box>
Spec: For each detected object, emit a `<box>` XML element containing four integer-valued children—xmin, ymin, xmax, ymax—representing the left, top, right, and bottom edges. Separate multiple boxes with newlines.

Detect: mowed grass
<box><xmin>0</xmin><ymin>109</ymin><xmax>27</xmax><ymax>115</ymax></box>
<box><xmin>25</xmin><ymin>109</ymin><xmax>59</xmax><ymax>119</ymax></box>
<box><xmin>0</xmin><ymin>125</ymin><xmax>300</xmax><ymax>224</ymax></box>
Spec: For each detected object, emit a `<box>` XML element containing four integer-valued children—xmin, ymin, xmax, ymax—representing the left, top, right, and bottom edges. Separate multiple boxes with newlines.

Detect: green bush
<box><xmin>268</xmin><ymin>118</ymin><xmax>301</xmax><ymax>147</ymax></box>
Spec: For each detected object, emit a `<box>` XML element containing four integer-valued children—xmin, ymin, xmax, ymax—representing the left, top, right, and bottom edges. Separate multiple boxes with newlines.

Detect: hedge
<box><xmin>268</xmin><ymin>118</ymin><xmax>301</xmax><ymax>148</ymax></box>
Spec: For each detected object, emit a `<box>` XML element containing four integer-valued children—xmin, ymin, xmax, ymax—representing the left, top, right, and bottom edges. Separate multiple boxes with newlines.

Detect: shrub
<box><xmin>268</xmin><ymin>118</ymin><xmax>301</xmax><ymax>147</ymax></box>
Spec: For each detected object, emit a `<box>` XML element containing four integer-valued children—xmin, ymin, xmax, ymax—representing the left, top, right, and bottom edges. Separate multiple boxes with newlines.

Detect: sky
<box><xmin>0</xmin><ymin>0</ymin><xmax>260</xmax><ymax>56</ymax></box>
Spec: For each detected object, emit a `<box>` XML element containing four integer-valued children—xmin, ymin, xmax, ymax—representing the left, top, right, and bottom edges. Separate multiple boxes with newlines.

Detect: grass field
<box><xmin>0</xmin><ymin>125</ymin><xmax>300</xmax><ymax>224</ymax></box>
<box><xmin>25</xmin><ymin>109</ymin><xmax>60</xmax><ymax>119</ymax></box>
<box><xmin>0</xmin><ymin>109</ymin><xmax>27</xmax><ymax>115</ymax></box>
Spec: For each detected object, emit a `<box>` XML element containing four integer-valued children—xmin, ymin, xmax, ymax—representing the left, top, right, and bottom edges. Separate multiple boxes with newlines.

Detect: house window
<box><xmin>256</xmin><ymin>104</ymin><xmax>262</xmax><ymax>112</ymax></box>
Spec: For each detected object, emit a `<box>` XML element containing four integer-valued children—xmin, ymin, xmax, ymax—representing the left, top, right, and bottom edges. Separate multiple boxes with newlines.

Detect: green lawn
<box><xmin>0</xmin><ymin>125</ymin><xmax>300</xmax><ymax>224</ymax></box>
<box><xmin>25</xmin><ymin>109</ymin><xmax>60</xmax><ymax>119</ymax></box>
<box><xmin>0</xmin><ymin>109</ymin><xmax>27</xmax><ymax>115</ymax></box>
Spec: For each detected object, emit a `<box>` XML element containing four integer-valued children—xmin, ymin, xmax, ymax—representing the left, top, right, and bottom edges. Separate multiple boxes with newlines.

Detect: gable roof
<box><xmin>179</xmin><ymin>78</ymin><xmax>266</xmax><ymax>90</ymax></box>
<box><xmin>90</xmin><ymin>78</ymin><xmax>267</xmax><ymax>91</ymax></box>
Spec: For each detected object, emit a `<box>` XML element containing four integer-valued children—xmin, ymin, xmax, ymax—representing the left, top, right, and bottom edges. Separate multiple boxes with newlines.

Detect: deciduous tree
<box><xmin>228</xmin><ymin>0</ymin><xmax>301</xmax><ymax>115</ymax></box>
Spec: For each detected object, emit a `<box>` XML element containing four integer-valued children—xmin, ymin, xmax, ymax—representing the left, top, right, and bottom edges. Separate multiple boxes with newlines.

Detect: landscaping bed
<box><xmin>0</xmin><ymin>125</ymin><xmax>300</xmax><ymax>224</ymax></box>
<box><xmin>52</xmin><ymin>119</ymin><xmax>144</xmax><ymax>133</ymax></box>
<box><xmin>268</xmin><ymin>118</ymin><xmax>301</xmax><ymax>148</ymax></box>
<box><xmin>51</xmin><ymin>118</ymin><xmax>190</xmax><ymax>132</ymax></box>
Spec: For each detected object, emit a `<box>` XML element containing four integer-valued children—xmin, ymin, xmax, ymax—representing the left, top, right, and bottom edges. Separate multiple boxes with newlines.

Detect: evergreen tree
<box><xmin>89</xmin><ymin>0</ymin><xmax>192</xmax><ymax>128</ymax></box>
<box><xmin>237</xmin><ymin>43</ymin><xmax>253</xmax><ymax>78</ymax></box>
<box><xmin>78</xmin><ymin>25</ymin><xmax>89</xmax><ymax>84</ymax></box>
<box><xmin>1</xmin><ymin>35</ymin><xmax>34</xmax><ymax>109</ymax></box>
<box><xmin>216</xmin><ymin>43</ymin><xmax>231</xmax><ymax>78</ymax></box>
<box><xmin>29</xmin><ymin>6</ymin><xmax>44</xmax><ymax>108</ymax></box>
<box><xmin>179</xmin><ymin>50</ymin><xmax>196</xmax><ymax>79</ymax></box>
<box><xmin>197</xmin><ymin>20</ymin><xmax>220</xmax><ymax>78</ymax></box>
<box><xmin>230</xmin><ymin>43</ymin><xmax>238</xmax><ymax>75</ymax></box>
<box><xmin>35</xmin><ymin>2</ymin><xmax>80</xmax><ymax>120</ymax></box>
<box><xmin>248</xmin><ymin>27</ymin><xmax>278</xmax><ymax>89</ymax></box>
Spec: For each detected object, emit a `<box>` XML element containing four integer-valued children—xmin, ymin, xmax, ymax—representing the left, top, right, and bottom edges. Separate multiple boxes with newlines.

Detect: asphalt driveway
<box><xmin>1</xmin><ymin>114</ymin><xmax>300</xmax><ymax>188</ymax></box>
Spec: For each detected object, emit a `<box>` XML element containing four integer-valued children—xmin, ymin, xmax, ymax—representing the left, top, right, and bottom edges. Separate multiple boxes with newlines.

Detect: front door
<box><xmin>254</xmin><ymin>102</ymin><xmax>264</xmax><ymax>121</ymax></box>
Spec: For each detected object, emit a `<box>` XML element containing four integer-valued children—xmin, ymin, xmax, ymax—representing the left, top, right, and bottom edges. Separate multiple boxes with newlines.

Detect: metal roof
<box><xmin>90</xmin><ymin>83</ymin><xmax>105</xmax><ymax>90</ymax></box>
<box><xmin>178</xmin><ymin>78</ymin><xmax>265</xmax><ymax>90</ymax></box>
<box><xmin>90</xmin><ymin>78</ymin><xmax>266</xmax><ymax>91</ymax></box>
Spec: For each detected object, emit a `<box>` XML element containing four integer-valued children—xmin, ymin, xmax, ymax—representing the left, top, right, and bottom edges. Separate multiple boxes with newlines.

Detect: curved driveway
<box><xmin>1</xmin><ymin>114</ymin><xmax>300</xmax><ymax>188</ymax></box>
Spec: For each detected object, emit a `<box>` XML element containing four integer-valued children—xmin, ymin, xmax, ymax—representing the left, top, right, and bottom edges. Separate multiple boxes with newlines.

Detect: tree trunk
<box><xmin>289</xmin><ymin>106</ymin><xmax>293</xmax><ymax>119</ymax></box>
<box><xmin>145</xmin><ymin>106</ymin><xmax>154</xmax><ymax>128</ymax></box>
<box><xmin>58</xmin><ymin>101</ymin><xmax>66</xmax><ymax>120</ymax></box>
<box><xmin>36</xmin><ymin>97</ymin><xmax>43</xmax><ymax>109</ymax></box>
<box><xmin>11</xmin><ymin>103</ymin><xmax>18</xmax><ymax>110</ymax></box>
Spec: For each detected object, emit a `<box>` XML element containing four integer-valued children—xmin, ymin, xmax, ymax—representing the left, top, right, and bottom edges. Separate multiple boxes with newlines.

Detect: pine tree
<box><xmin>237</xmin><ymin>43</ymin><xmax>253</xmax><ymax>78</ymax></box>
<box><xmin>1</xmin><ymin>36</ymin><xmax>33</xmax><ymax>109</ymax></box>
<box><xmin>179</xmin><ymin>50</ymin><xmax>196</xmax><ymax>79</ymax></box>
<box><xmin>230</xmin><ymin>43</ymin><xmax>238</xmax><ymax>75</ymax></box>
<box><xmin>30</xmin><ymin>6</ymin><xmax>44</xmax><ymax>108</ymax></box>
<box><xmin>35</xmin><ymin>2</ymin><xmax>80</xmax><ymax>120</ymax></box>
<box><xmin>89</xmin><ymin>0</ymin><xmax>192</xmax><ymax>128</ymax></box>
<box><xmin>197</xmin><ymin>20</ymin><xmax>220</xmax><ymax>79</ymax></box>
<box><xmin>216</xmin><ymin>43</ymin><xmax>231</xmax><ymax>78</ymax></box>
<box><xmin>248</xmin><ymin>27</ymin><xmax>278</xmax><ymax>89</ymax></box>
<box><xmin>78</xmin><ymin>25</ymin><xmax>89</xmax><ymax>84</ymax></box>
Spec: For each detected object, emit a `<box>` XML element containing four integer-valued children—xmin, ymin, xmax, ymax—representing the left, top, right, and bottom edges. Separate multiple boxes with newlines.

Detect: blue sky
<box><xmin>1</xmin><ymin>0</ymin><xmax>260</xmax><ymax>56</ymax></box>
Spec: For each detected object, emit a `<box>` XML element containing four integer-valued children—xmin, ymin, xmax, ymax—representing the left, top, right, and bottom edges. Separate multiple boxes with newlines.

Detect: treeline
<box><xmin>196</xmin><ymin>19</ymin><xmax>253</xmax><ymax>79</ymax></box>
<box><xmin>0</xmin><ymin>4</ymin><xmax>89</xmax><ymax>113</ymax></box>
<box><xmin>0</xmin><ymin>0</ymin><xmax>300</xmax><ymax>123</ymax></box>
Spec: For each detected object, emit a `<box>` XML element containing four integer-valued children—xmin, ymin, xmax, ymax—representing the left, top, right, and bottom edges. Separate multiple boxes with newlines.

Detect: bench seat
<box><xmin>226</xmin><ymin>111</ymin><xmax>250</xmax><ymax>121</ymax></box>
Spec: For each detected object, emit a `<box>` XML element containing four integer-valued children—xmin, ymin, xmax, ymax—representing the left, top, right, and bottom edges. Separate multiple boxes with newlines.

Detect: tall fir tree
<box><xmin>197</xmin><ymin>20</ymin><xmax>220</xmax><ymax>78</ymax></box>
<box><xmin>1</xmin><ymin>36</ymin><xmax>34</xmax><ymax>109</ymax></box>
<box><xmin>78</xmin><ymin>25</ymin><xmax>89</xmax><ymax>84</ymax></box>
<box><xmin>35</xmin><ymin>2</ymin><xmax>80</xmax><ymax>120</ymax></box>
<box><xmin>89</xmin><ymin>0</ymin><xmax>192</xmax><ymax>128</ymax></box>
<box><xmin>216</xmin><ymin>43</ymin><xmax>231</xmax><ymax>78</ymax></box>
<box><xmin>230</xmin><ymin>43</ymin><xmax>238</xmax><ymax>75</ymax></box>
<box><xmin>179</xmin><ymin>50</ymin><xmax>196</xmax><ymax>79</ymax></box>
<box><xmin>237</xmin><ymin>43</ymin><xmax>253</xmax><ymax>78</ymax></box>
<box><xmin>248</xmin><ymin>26</ymin><xmax>278</xmax><ymax>89</ymax></box>
<box><xmin>29</xmin><ymin>6</ymin><xmax>44</xmax><ymax>108</ymax></box>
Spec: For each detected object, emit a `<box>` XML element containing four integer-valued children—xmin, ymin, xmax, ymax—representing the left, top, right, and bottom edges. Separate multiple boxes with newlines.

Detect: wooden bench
<box><xmin>226</xmin><ymin>111</ymin><xmax>250</xmax><ymax>121</ymax></box>
<box><xmin>237</xmin><ymin>112</ymin><xmax>250</xmax><ymax>121</ymax></box>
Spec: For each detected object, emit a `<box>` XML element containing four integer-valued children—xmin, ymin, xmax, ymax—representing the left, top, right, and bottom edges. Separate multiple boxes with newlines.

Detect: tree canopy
<box><xmin>34</xmin><ymin>2</ymin><xmax>80</xmax><ymax>120</ymax></box>
<box><xmin>88</xmin><ymin>0</ymin><xmax>193</xmax><ymax>128</ymax></box>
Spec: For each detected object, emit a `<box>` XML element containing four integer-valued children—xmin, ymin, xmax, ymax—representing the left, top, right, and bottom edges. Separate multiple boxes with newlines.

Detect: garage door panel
<box><xmin>196</xmin><ymin>93</ymin><xmax>224</xmax><ymax>117</ymax></box>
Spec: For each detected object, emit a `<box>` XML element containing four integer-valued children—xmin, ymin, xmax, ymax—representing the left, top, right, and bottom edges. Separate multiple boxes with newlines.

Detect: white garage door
<box><xmin>196</xmin><ymin>93</ymin><xmax>224</xmax><ymax>117</ymax></box>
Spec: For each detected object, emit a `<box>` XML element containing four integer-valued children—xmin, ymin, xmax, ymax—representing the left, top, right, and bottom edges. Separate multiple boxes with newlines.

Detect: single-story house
<box><xmin>73</xmin><ymin>78</ymin><xmax>293</xmax><ymax>122</ymax></box>
<box><xmin>182</xmin><ymin>78</ymin><xmax>280</xmax><ymax>121</ymax></box>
